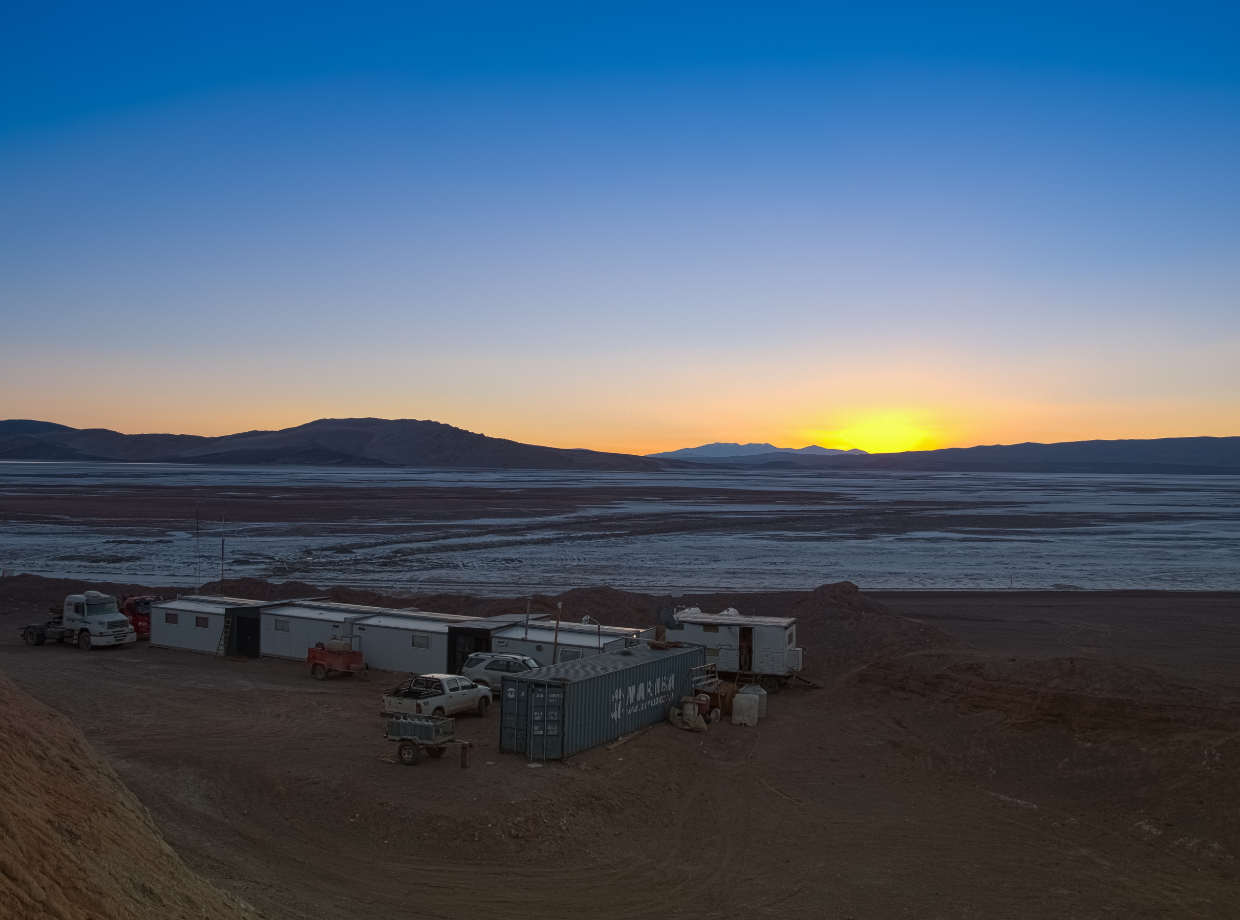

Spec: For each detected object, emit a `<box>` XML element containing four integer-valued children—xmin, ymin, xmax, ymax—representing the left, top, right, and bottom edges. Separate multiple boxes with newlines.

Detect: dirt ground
<box><xmin>2</xmin><ymin>581</ymin><xmax>1238</xmax><ymax>919</ymax></box>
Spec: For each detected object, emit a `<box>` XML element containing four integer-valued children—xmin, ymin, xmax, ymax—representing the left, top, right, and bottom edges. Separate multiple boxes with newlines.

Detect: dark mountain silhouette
<box><xmin>0</xmin><ymin>418</ymin><xmax>665</xmax><ymax>471</ymax></box>
<box><xmin>1</xmin><ymin>419</ymin><xmax>1236</xmax><ymax>473</ymax></box>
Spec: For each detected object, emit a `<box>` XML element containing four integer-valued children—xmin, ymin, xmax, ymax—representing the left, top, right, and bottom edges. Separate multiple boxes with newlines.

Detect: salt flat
<box><xmin>1</xmin><ymin>462</ymin><xmax>1237</xmax><ymax>592</ymax></box>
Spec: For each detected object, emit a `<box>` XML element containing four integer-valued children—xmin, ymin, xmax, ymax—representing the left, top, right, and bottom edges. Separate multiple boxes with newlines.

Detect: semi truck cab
<box><xmin>22</xmin><ymin>591</ymin><xmax>138</xmax><ymax>649</ymax></box>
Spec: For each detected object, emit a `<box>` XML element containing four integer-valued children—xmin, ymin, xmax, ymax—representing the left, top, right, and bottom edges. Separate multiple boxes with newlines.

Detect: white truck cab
<box><xmin>22</xmin><ymin>590</ymin><xmax>137</xmax><ymax>650</ymax></box>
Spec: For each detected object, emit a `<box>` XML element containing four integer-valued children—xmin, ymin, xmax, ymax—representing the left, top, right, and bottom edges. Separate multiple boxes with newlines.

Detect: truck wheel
<box><xmin>475</xmin><ymin>696</ymin><xmax>489</xmax><ymax>717</ymax></box>
<box><xmin>23</xmin><ymin>628</ymin><xmax>44</xmax><ymax>646</ymax></box>
<box><xmin>77</xmin><ymin>631</ymin><xmax>93</xmax><ymax>651</ymax></box>
<box><xmin>760</xmin><ymin>677</ymin><xmax>781</xmax><ymax>694</ymax></box>
<box><xmin>398</xmin><ymin>740</ymin><xmax>420</xmax><ymax>766</ymax></box>
<box><xmin>428</xmin><ymin>746</ymin><xmax>445</xmax><ymax>758</ymax></box>
<box><xmin>311</xmin><ymin>663</ymin><xmax>327</xmax><ymax>680</ymax></box>
<box><xmin>432</xmin><ymin>708</ymin><xmax>445</xmax><ymax>718</ymax></box>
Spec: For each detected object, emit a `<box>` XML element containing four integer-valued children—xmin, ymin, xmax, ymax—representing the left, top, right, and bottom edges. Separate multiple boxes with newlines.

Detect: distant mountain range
<box><xmin>2</xmin><ymin>419</ymin><xmax>1238</xmax><ymax>474</ymax></box>
<box><xmin>0</xmin><ymin>418</ymin><xmax>664</xmax><ymax>472</ymax></box>
<box><xmin>657</xmin><ymin>437</ymin><xmax>1240</xmax><ymax>474</ymax></box>
<box><xmin>649</xmin><ymin>442</ymin><xmax>868</xmax><ymax>459</ymax></box>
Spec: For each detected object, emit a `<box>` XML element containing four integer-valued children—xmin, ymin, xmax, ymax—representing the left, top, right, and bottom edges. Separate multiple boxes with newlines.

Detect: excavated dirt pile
<box><xmin>789</xmin><ymin>582</ymin><xmax>960</xmax><ymax>678</ymax></box>
<box><xmin>859</xmin><ymin>652</ymin><xmax>1240</xmax><ymax>737</ymax></box>
<box><xmin>0</xmin><ymin>670</ymin><xmax>249</xmax><ymax>920</ymax></box>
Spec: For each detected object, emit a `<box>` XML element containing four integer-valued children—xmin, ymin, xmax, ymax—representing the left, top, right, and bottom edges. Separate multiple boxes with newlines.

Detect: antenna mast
<box><xmin>194</xmin><ymin>502</ymin><xmax>200</xmax><ymax>592</ymax></box>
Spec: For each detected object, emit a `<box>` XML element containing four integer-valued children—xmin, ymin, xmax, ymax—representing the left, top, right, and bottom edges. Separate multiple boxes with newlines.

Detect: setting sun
<box><xmin>807</xmin><ymin>418</ymin><xmax>937</xmax><ymax>454</ymax></box>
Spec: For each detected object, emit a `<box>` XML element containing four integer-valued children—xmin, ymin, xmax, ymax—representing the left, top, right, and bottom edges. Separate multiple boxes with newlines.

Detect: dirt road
<box><xmin>2</xmin><ymin>590</ymin><xmax>1237</xmax><ymax>919</ymax></box>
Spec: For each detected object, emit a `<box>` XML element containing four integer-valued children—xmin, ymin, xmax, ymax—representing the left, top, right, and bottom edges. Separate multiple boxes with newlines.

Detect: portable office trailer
<box><xmin>489</xmin><ymin>620</ymin><xmax>653</xmax><ymax>667</ymax></box>
<box><xmin>671</xmin><ymin>609</ymin><xmax>802</xmax><ymax>677</ymax></box>
<box><xmin>260</xmin><ymin>601</ymin><xmax>482</xmax><ymax>674</ymax></box>
<box><xmin>150</xmin><ymin>596</ymin><xmax>265</xmax><ymax>657</ymax></box>
<box><xmin>499</xmin><ymin>645</ymin><xmax>706</xmax><ymax>760</ymax></box>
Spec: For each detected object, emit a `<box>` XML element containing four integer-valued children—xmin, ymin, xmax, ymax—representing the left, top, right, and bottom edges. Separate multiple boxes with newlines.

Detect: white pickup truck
<box><xmin>382</xmin><ymin>674</ymin><xmax>491</xmax><ymax>718</ymax></box>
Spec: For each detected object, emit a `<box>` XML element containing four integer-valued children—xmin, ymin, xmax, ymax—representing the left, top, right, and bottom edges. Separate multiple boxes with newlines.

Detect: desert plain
<box><xmin>1</xmin><ymin>469</ymin><xmax>1239</xmax><ymax>919</ymax></box>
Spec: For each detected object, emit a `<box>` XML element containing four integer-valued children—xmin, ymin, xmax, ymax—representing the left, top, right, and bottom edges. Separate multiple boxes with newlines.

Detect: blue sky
<box><xmin>2</xmin><ymin>2</ymin><xmax>1238</xmax><ymax>451</ymax></box>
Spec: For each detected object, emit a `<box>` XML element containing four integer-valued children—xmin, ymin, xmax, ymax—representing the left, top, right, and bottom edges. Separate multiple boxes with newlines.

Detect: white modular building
<box><xmin>150</xmin><ymin>594</ymin><xmax>656</xmax><ymax>675</ymax></box>
<box><xmin>150</xmin><ymin>596</ymin><xmax>268</xmax><ymax>657</ymax></box>
<box><xmin>670</xmin><ymin>608</ymin><xmax>803</xmax><ymax>677</ymax></box>
<box><xmin>259</xmin><ymin>600</ymin><xmax>484</xmax><ymax>674</ymax></box>
<box><xmin>489</xmin><ymin>619</ymin><xmax>654</xmax><ymax>666</ymax></box>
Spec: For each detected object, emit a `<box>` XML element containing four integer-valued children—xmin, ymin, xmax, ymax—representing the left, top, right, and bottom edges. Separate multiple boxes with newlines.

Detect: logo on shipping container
<box><xmin>609</xmin><ymin>675</ymin><xmax>677</xmax><ymax>721</ymax></box>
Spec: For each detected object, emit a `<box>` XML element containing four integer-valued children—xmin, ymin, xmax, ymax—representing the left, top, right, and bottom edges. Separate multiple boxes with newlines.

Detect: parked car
<box><xmin>460</xmin><ymin>653</ymin><xmax>541</xmax><ymax>690</ymax></box>
<box><xmin>382</xmin><ymin>674</ymin><xmax>491</xmax><ymax>718</ymax></box>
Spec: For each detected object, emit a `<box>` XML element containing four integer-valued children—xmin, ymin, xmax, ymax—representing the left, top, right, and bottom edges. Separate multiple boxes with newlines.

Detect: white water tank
<box><xmin>731</xmin><ymin>692</ymin><xmax>759</xmax><ymax>726</ymax></box>
<box><xmin>738</xmin><ymin>684</ymin><xmax>767</xmax><ymax>718</ymax></box>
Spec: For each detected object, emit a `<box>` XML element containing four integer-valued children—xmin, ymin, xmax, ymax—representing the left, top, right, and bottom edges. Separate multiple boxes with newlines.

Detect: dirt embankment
<box><xmin>858</xmin><ymin>652</ymin><xmax>1240</xmax><ymax>738</ymax></box>
<box><xmin>0</xmin><ymin>670</ymin><xmax>250</xmax><ymax>920</ymax></box>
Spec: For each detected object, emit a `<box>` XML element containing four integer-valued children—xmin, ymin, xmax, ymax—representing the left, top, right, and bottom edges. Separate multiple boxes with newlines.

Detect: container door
<box><xmin>529</xmin><ymin>683</ymin><xmax>565</xmax><ymax>760</ymax></box>
<box><xmin>500</xmin><ymin>677</ymin><xmax>526</xmax><ymax>753</ymax></box>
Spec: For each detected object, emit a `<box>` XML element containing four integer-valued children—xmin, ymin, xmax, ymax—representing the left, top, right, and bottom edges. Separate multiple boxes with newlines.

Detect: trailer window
<box><xmin>274</xmin><ymin>618</ymin><xmax>290</xmax><ymax>632</ymax></box>
<box><xmin>787</xmin><ymin>628</ymin><xmax>795</xmax><ymax>647</ymax></box>
<box><xmin>559</xmin><ymin>649</ymin><xmax>584</xmax><ymax>662</ymax></box>
<box><xmin>164</xmin><ymin>612</ymin><xmax>179</xmax><ymax>625</ymax></box>
<box><xmin>702</xmin><ymin>624</ymin><xmax>719</xmax><ymax>633</ymax></box>
<box><xmin>411</xmin><ymin>633</ymin><xmax>430</xmax><ymax>649</ymax></box>
<box><xmin>706</xmin><ymin>648</ymin><xmax>719</xmax><ymax>658</ymax></box>
<box><xmin>195</xmin><ymin>616</ymin><xmax>209</xmax><ymax>629</ymax></box>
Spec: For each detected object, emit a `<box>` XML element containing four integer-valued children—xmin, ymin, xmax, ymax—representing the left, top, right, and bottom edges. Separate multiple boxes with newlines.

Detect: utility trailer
<box><xmin>307</xmin><ymin>639</ymin><xmax>364</xmax><ymax>679</ymax></box>
<box><xmin>21</xmin><ymin>591</ymin><xmax>138</xmax><ymax>650</ymax></box>
<box><xmin>384</xmin><ymin>715</ymin><xmax>472</xmax><ymax>767</ymax></box>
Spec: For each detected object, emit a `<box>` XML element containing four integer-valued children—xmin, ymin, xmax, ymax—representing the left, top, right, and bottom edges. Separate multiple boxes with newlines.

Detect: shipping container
<box><xmin>499</xmin><ymin>644</ymin><xmax>706</xmax><ymax>760</ymax></box>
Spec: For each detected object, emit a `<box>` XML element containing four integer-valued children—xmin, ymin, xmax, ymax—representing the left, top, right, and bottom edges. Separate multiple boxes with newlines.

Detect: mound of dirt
<box><xmin>0</xmin><ymin>670</ymin><xmax>249</xmax><ymax>920</ymax></box>
<box><xmin>194</xmin><ymin>577</ymin><xmax>326</xmax><ymax>602</ymax></box>
<box><xmin>0</xmin><ymin>574</ymin><xmax>192</xmax><ymax>608</ymax></box>
<box><xmin>859</xmin><ymin>653</ymin><xmax>1240</xmax><ymax>737</ymax></box>
<box><xmin>789</xmin><ymin>582</ymin><xmax>960</xmax><ymax>678</ymax></box>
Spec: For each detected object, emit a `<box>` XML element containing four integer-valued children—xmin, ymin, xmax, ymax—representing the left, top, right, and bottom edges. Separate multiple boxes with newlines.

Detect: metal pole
<box><xmin>551</xmin><ymin>602</ymin><xmax>561</xmax><ymax>664</ymax></box>
<box><xmin>583</xmin><ymin>615</ymin><xmax>601</xmax><ymax>651</ymax></box>
<box><xmin>220</xmin><ymin>508</ymin><xmax>225</xmax><ymax>588</ymax></box>
<box><xmin>524</xmin><ymin>596</ymin><xmax>530</xmax><ymax>640</ymax></box>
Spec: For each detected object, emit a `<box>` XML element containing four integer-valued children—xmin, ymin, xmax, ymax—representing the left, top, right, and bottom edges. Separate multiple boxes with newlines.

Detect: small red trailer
<box><xmin>307</xmin><ymin>640</ymin><xmax>364</xmax><ymax>680</ymax></box>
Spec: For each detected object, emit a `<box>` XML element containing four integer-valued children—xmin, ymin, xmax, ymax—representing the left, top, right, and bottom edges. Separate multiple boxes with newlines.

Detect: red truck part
<box><xmin>119</xmin><ymin>595</ymin><xmax>160</xmax><ymax>640</ymax></box>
